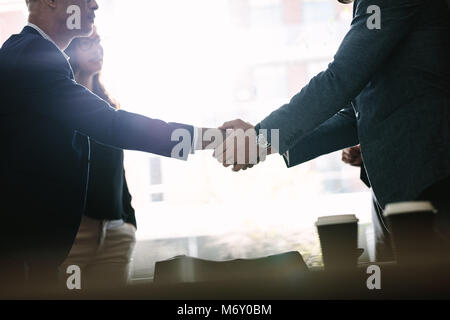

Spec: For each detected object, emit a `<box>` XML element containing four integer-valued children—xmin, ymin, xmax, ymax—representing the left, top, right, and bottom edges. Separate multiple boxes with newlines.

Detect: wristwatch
<box><xmin>256</xmin><ymin>132</ymin><xmax>271</xmax><ymax>150</ymax></box>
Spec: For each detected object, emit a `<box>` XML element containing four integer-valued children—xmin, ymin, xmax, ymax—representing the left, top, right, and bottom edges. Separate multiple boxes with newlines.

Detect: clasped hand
<box><xmin>200</xmin><ymin>120</ymin><xmax>272</xmax><ymax>172</ymax></box>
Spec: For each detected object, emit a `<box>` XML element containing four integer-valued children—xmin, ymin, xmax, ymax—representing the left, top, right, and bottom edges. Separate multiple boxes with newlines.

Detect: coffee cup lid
<box><xmin>383</xmin><ymin>201</ymin><xmax>437</xmax><ymax>217</ymax></box>
<box><xmin>315</xmin><ymin>214</ymin><xmax>359</xmax><ymax>226</ymax></box>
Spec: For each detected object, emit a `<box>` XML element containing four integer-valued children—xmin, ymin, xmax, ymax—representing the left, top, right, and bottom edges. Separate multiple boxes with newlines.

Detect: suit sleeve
<box><xmin>283</xmin><ymin>106</ymin><xmax>358</xmax><ymax>167</ymax></box>
<box><xmin>20</xmin><ymin>38</ymin><xmax>194</xmax><ymax>160</ymax></box>
<box><xmin>257</xmin><ymin>0</ymin><xmax>422</xmax><ymax>154</ymax></box>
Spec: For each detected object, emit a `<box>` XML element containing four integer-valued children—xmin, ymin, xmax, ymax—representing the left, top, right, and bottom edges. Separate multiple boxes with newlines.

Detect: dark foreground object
<box><xmin>3</xmin><ymin>261</ymin><xmax>450</xmax><ymax>300</ymax></box>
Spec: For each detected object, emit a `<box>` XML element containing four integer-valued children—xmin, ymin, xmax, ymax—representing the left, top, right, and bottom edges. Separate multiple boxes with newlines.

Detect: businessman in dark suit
<box><xmin>0</xmin><ymin>0</ymin><xmax>223</xmax><ymax>290</ymax></box>
<box><xmin>216</xmin><ymin>0</ymin><xmax>450</xmax><ymax>247</ymax></box>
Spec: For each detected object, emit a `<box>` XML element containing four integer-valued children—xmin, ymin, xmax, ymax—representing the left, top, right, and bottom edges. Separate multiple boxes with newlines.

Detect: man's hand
<box><xmin>342</xmin><ymin>145</ymin><xmax>363</xmax><ymax>167</ymax></box>
<box><xmin>213</xmin><ymin>119</ymin><xmax>271</xmax><ymax>172</ymax></box>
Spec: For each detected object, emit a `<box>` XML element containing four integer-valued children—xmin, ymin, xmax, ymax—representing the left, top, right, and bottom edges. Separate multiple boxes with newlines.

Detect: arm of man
<box><xmin>283</xmin><ymin>106</ymin><xmax>358</xmax><ymax>167</ymax></box>
<box><xmin>256</xmin><ymin>0</ymin><xmax>422</xmax><ymax>154</ymax></box>
<box><xmin>20</xmin><ymin>37</ymin><xmax>199</xmax><ymax>160</ymax></box>
<box><xmin>37</xmin><ymin>82</ymin><xmax>195</xmax><ymax>159</ymax></box>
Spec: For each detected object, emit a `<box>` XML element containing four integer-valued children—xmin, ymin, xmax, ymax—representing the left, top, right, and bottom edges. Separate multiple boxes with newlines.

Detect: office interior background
<box><xmin>0</xmin><ymin>0</ymin><xmax>374</xmax><ymax>281</ymax></box>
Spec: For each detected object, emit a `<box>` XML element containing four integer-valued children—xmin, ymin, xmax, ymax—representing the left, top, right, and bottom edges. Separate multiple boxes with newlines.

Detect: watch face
<box><xmin>257</xmin><ymin>134</ymin><xmax>268</xmax><ymax>147</ymax></box>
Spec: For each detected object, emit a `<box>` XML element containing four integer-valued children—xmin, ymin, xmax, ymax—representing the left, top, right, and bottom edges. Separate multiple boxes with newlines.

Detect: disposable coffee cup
<box><xmin>316</xmin><ymin>214</ymin><xmax>359</xmax><ymax>271</ymax></box>
<box><xmin>383</xmin><ymin>201</ymin><xmax>438</xmax><ymax>265</ymax></box>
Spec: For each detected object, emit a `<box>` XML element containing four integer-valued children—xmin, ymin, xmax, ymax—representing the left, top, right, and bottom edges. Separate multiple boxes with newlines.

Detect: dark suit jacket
<box><xmin>84</xmin><ymin>139</ymin><xmax>137</xmax><ymax>228</ymax></box>
<box><xmin>0</xmin><ymin>26</ymin><xmax>194</xmax><ymax>266</ymax></box>
<box><xmin>256</xmin><ymin>0</ymin><xmax>450</xmax><ymax>208</ymax></box>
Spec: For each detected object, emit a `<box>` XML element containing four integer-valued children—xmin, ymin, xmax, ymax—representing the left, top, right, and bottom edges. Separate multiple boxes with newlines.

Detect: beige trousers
<box><xmin>60</xmin><ymin>215</ymin><xmax>136</xmax><ymax>291</ymax></box>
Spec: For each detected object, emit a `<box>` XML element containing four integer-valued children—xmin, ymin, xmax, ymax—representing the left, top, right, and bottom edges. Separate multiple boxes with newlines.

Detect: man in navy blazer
<box><xmin>217</xmin><ymin>0</ymin><xmax>450</xmax><ymax>247</ymax></box>
<box><xmin>0</xmin><ymin>0</ymin><xmax>222</xmax><ymax>288</ymax></box>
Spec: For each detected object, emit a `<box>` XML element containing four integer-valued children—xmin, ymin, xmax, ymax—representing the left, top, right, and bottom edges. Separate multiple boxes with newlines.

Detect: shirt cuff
<box><xmin>192</xmin><ymin>127</ymin><xmax>203</xmax><ymax>153</ymax></box>
<box><xmin>282</xmin><ymin>150</ymin><xmax>290</xmax><ymax>167</ymax></box>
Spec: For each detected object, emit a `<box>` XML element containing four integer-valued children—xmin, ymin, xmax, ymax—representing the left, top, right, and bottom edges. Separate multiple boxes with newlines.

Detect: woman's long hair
<box><xmin>65</xmin><ymin>38</ymin><xmax>120</xmax><ymax>110</ymax></box>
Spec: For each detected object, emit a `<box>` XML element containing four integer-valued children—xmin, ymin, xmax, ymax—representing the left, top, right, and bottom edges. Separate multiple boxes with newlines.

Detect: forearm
<box><xmin>111</xmin><ymin>110</ymin><xmax>195</xmax><ymax>159</ymax></box>
<box><xmin>283</xmin><ymin>108</ymin><xmax>358</xmax><ymax>168</ymax></box>
<box><xmin>35</xmin><ymin>82</ymin><xmax>196</xmax><ymax>159</ymax></box>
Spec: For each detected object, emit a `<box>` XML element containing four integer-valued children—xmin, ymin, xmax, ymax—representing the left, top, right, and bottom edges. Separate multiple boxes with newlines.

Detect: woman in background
<box><xmin>61</xmin><ymin>27</ymin><xmax>137</xmax><ymax>290</ymax></box>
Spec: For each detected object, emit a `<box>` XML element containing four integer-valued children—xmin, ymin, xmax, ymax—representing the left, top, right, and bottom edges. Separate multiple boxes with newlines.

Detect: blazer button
<box><xmin>356</xmin><ymin>112</ymin><xmax>360</xmax><ymax>120</ymax></box>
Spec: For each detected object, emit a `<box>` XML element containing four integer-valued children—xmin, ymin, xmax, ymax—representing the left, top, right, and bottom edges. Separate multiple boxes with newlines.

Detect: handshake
<box><xmin>198</xmin><ymin>119</ymin><xmax>275</xmax><ymax>172</ymax></box>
